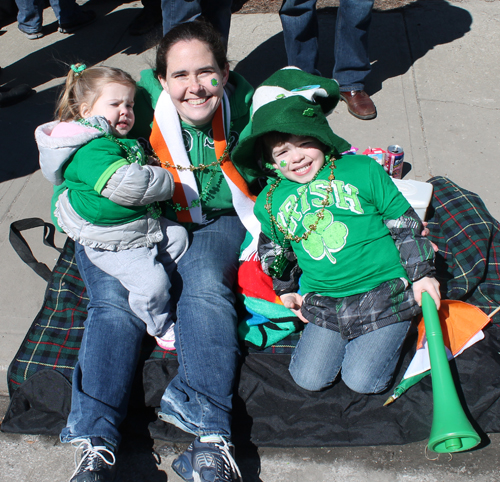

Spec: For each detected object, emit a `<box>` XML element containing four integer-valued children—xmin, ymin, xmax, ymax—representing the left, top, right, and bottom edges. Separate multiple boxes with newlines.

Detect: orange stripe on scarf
<box><xmin>150</xmin><ymin>118</ymin><xmax>193</xmax><ymax>223</ymax></box>
<box><xmin>213</xmin><ymin>106</ymin><xmax>257</xmax><ymax>202</ymax></box>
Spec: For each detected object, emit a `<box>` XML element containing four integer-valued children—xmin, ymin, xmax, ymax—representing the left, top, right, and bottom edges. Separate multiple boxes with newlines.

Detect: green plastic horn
<box><xmin>421</xmin><ymin>292</ymin><xmax>481</xmax><ymax>453</ymax></box>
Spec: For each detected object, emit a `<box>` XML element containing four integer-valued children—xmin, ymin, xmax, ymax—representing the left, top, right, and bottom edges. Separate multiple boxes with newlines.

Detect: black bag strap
<box><xmin>9</xmin><ymin>218</ymin><xmax>63</xmax><ymax>282</ymax></box>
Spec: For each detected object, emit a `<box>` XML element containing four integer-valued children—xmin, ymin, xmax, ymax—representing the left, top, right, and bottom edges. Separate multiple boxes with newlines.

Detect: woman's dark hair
<box><xmin>155</xmin><ymin>19</ymin><xmax>228</xmax><ymax>79</ymax></box>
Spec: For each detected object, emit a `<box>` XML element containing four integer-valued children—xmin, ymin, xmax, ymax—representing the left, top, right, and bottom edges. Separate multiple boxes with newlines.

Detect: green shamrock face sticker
<box><xmin>301</xmin><ymin>210</ymin><xmax>348</xmax><ymax>263</ymax></box>
<box><xmin>280</xmin><ymin>160</ymin><xmax>287</xmax><ymax>168</ymax></box>
<box><xmin>211</xmin><ymin>78</ymin><xmax>219</xmax><ymax>87</ymax></box>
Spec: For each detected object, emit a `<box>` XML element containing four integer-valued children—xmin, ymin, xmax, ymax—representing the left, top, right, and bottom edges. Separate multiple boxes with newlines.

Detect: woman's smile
<box><xmin>159</xmin><ymin>39</ymin><xmax>229</xmax><ymax>126</ymax></box>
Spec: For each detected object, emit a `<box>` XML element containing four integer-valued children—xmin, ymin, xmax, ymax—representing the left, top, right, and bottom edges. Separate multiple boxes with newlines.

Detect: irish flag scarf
<box><xmin>150</xmin><ymin>90</ymin><xmax>260</xmax><ymax>259</ymax></box>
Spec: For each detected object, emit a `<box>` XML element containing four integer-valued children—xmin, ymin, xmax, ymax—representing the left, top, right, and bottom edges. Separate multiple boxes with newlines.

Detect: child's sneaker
<box><xmin>155</xmin><ymin>323</ymin><xmax>176</xmax><ymax>351</ymax></box>
<box><xmin>172</xmin><ymin>435</ymin><xmax>242</xmax><ymax>482</ymax></box>
<box><xmin>70</xmin><ymin>437</ymin><xmax>116</xmax><ymax>482</ymax></box>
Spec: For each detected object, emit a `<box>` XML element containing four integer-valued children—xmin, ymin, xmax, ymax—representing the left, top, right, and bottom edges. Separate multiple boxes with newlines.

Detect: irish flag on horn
<box><xmin>384</xmin><ymin>299</ymin><xmax>495</xmax><ymax>406</ymax></box>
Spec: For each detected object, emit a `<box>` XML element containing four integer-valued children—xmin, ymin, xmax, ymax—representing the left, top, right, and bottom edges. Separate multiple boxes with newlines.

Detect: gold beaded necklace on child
<box><xmin>265</xmin><ymin>153</ymin><xmax>337</xmax><ymax>277</ymax></box>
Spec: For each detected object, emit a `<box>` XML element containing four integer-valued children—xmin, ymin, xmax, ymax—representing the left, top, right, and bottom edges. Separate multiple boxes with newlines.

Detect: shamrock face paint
<box><xmin>211</xmin><ymin>78</ymin><xmax>219</xmax><ymax>87</ymax></box>
<box><xmin>280</xmin><ymin>160</ymin><xmax>287</xmax><ymax>168</ymax></box>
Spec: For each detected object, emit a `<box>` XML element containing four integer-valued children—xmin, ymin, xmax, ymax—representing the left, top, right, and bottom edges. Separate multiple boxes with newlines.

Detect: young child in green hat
<box><xmin>232</xmin><ymin>67</ymin><xmax>441</xmax><ymax>394</ymax></box>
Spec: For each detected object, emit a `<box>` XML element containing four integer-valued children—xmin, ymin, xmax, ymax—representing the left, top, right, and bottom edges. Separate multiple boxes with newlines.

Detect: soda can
<box><xmin>384</xmin><ymin>145</ymin><xmax>404</xmax><ymax>179</ymax></box>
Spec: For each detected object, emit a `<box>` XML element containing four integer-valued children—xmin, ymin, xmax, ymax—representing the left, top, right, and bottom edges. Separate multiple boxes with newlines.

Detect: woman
<box><xmin>62</xmin><ymin>20</ymin><xmax>258</xmax><ymax>482</ymax></box>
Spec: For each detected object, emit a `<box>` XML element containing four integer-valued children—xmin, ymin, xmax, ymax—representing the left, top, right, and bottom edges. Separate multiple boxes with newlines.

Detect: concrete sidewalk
<box><xmin>1</xmin><ymin>0</ymin><xmax>500</xmax><ymax>480</ymax></box>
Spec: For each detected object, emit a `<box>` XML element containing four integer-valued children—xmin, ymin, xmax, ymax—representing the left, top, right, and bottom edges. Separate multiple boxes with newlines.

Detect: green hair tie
<box><xmin>70</xmin><ymin>64</ymin><xmax>87</xmax><ymax>76</ymax></box>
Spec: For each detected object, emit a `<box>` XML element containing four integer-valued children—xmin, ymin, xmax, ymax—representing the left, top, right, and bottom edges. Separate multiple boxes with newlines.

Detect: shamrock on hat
<box><xmin>232</xmin><ymin>67</ymin><xmax>350</xmax><ymax>177</ymax></box>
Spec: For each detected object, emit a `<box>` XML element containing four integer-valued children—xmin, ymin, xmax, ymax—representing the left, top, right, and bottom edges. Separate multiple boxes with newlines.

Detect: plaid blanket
<box><xmin>7</xmin><ymin>239</ymin><xmax>87</xmax><ymax>396</ymax></box>
<box><xmin>6</xmin><ymin>239</ymin><xmax>299</xmax><ymax>396</ymax></box>
<box><xmin>7</xmin><ymin>176</ymin><xmax>500</xmax><ymax>396</ymax></box>
<box><xmin>6</xmin><ymin>239</ymin><xmax>177</xmax><ymax>396</ymax></box>
<box><xmin>427</xmin><ymin>176</ymin><xmax>500</xmax><ymax>322</ymax></box>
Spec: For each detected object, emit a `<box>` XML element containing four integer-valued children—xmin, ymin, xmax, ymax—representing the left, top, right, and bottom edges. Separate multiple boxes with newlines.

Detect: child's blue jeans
<box><xmin>289</xmin><ymin>320</ymin><xmax>411</xmax><ymax>393</ymax></box>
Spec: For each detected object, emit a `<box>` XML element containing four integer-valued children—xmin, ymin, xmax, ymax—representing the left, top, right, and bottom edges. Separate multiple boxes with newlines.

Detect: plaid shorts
<box><xmin>301</xmin><ymin>278</ymin><xmax>422</xmax><ymax>340</ymax></box>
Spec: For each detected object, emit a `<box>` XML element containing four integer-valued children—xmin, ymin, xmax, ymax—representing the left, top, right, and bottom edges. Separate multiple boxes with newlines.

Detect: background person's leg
<box><xmin>332</xmin><ymin>0</ymin><xmax>374</xmax><ymax>91</ymax></box>
<box><xmin>15</xmin><ymin>0</ymin><xmax>43</xmax><ymax>35</ymax></box>
<box><xmin>279</xmin><ymin>0</ymin><xmax>319</xmax><ymax>75</ymax></box>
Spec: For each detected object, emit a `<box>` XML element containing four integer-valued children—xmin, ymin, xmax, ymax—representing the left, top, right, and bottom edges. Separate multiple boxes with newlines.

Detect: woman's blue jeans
<box><xmin>159</xmin><ymin>215</ymin><xmax>246</xmax><ymax>438</ymax></box>
<box><xmin>15</xmin><ymin>0</ymin><xmax>77</xmax><ymax>33</ymax></box>
<box><xmin>61</xmin><ymin>242</ymin><xmax>147</xmax><ymax>449</ymax></box>
<box><xmin>61</xmin><ymin>215</ymin><xmax>246</xmax><ymax>447</ymax></box>
<box><xmin>280</xmin><ymin>0</ymin><xmax>375</xmax><ymax>91</ymax></box>
<box><xmin>289</xmin><ymin>320</ymin><xmax>411</xmax><ymax>393</ymax></box>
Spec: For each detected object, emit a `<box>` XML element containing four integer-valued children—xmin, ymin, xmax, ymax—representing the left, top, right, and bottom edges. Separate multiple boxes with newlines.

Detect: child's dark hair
<box><xmin>55</xmin><ymin>64</ymin><xmax>136</xmax><ymax>121</ymax></box>
<box><xmin>155</xmin><ymin>19</ymin><xmax>228</xmax><ymax>80</ymax></box>
<box><xmin>260</xmin><ymin>132</ymin><xmax>328</xmax><ymax>164</ymax></box>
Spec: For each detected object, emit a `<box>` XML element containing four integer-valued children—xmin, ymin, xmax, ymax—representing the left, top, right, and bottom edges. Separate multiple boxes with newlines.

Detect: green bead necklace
<box><xmin>77</xmin><ymin>118</ymin><xmax>162</xmax><ymax>219</ymax></box>
<box><xmin>265</xmin><ymin>154</ymin><xmax>337</xmax><ymax>277</ymax></box>
<box><xmin>161</xmin><ymin>147</ymin><xmax>229</xmax><ymax>213</ymax></box>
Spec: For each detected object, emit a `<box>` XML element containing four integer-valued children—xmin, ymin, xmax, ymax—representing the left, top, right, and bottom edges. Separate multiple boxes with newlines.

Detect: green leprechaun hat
<box><xmin>232</xmin><ymin>67</ymin><xmax>350</xmax><ymax>176</ymax></box>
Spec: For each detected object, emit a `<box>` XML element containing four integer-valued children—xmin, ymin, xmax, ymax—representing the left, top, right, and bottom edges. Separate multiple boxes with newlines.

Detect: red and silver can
<box><xmin>384</xmin><ymin>145</ymin><xmax>404</xmax><ymax>179</ymax></box>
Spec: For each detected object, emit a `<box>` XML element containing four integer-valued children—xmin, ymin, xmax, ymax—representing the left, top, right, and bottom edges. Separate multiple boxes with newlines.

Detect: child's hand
<box><xmin>412</xmin><ymin>277</ymin><xmax>441</xmax><ymax>310</ymax></box>
<box><xmin>280</xmin><ymin>293</ymin><xmax>309</xmax><ymax>323</ymax></box>
<box><xmin>148</xmin><ymin>156</ymin><xmax>161</xmax><ymax>167</ymax></box>
<box><xmin>421</xmin><ymin>222</ymin><xmax>438</xmax><ymax>252</ymax></box>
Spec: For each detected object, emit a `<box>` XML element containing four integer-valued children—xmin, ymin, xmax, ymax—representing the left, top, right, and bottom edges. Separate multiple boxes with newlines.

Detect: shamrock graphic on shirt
<box><xmin>301</xmin><ymin>210</ymin><xmax>348</xmax><ymax>264</ymax></box>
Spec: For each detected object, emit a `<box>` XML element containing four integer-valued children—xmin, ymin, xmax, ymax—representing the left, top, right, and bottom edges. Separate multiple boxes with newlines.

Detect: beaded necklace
<box><xmin>265</xmin><ymin>154</ymin><xmax>337</xmax><ymax>277</ymax></box>
<box><xmin>77</xmin><ymin>118</ymin><xmax>161</xmax><ymax>219</ymax></box>
<box><xmin>159</xmin><ymin>146</ymin><xmax>229</xmax><ymax>213</ymax></box>
<box><xmin>156</xmin><ymin>146</ymin><xmax>228</xmax><ymax>172</ymax></box>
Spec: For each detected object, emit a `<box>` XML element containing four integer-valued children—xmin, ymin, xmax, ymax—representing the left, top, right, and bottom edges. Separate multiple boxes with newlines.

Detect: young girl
<box><xmin>35</xmin><ymin>64</ymin><xmax>188</xmax><ymax>349</ymax></box>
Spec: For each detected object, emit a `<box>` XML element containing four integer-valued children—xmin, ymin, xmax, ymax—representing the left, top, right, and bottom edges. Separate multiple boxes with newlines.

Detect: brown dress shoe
<box><xmin>340</xmin><ymin>90</ymin><xmax>377</xmax><ymax>120</ymax></box>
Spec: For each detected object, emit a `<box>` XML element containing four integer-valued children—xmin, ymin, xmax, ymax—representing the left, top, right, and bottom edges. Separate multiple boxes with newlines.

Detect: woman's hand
<box><xmin>412</xmin><ymin>277</ymin><xmax>441</xmax><ymax>310</ymax></box>
<box><xmin>280</xmin><ymin>293</ymin><xmax>309</xmax><ymax>323</ymax></box>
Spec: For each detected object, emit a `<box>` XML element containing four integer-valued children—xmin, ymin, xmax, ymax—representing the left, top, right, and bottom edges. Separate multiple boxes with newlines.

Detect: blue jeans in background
<box><xmin>289</xmin><ymin>320</ymin><xmax>411</xmax><ymax>393</ymax></box>
<box><xmin>159</xmin><ymin>215</ymin><xmax>246</xmax><ymax>438</ymax></box>
<box><xmin>60</xmin><ymin>242</ymin><xmax>146</xmax><ymax>449</ymax></box>
<box><xmin>15</xmin><ymin>0</ymin><xmax>77</xmax><ymax>33</ymax></box>
<box><xmin>161</xmin><ymin>0</ymin><xmax>233</xmax><ymax>46</ymax></box>
<box><xmin>280</xmin><ymin>0</ymin><xmax>375</xmax><ymax>91</ymax></box>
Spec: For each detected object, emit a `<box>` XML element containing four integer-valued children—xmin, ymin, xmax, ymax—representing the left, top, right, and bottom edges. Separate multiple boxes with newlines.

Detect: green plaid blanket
<box><xmin>6</xmin><ymin>237</ymin><xmax>299</xmax><ymax>396</ymax></box>
<box><xmin>8</xmin><ymin>176</ymin><xmax>499</xmax><ymax>396</ymax></box>
<box><xmin>427</xmin><ymin>176</ymin><xmax>500</xmax><ymax>322</ymax></box>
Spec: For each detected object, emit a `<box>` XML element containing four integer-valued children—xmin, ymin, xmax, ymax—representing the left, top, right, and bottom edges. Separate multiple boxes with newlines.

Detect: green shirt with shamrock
<box><xmin>254</xmin><ymin>155</ymin><xmax>411</xmax><ymax>298</ymax></box>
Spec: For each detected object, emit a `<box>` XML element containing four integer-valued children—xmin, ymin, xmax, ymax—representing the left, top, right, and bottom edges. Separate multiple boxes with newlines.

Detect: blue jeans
<box><xmin>61</xmin><ymin>215</ymin><xmax>245</xmax><ymax>447</ymax></box>
<box><xmin>15</xmin><ymin>0</ymin><xmax>77</xmax><ymax>33</ymax></box>
<box><xmin>280</xmin><ymin>0</ymin><xmax>375</xmax><ymax>91</ymax></box>
<box><xmin>159</xmin><ymin>215</ymin><xmax>246</xmax><ymax>438</ymax></box>
<box><xmin>161</xmin><ymin>0</ymin><xmax>232</xmax><ymax>46</ymax></box>
<box><xmin>289</xmin><ymin>320</ymin><xmax>411</xmax><ymax>393</ymax></box>
<box><xmin>60</xmin><ymin>242</ymin><xmax>147</xmax><ymax>449</ymax></box>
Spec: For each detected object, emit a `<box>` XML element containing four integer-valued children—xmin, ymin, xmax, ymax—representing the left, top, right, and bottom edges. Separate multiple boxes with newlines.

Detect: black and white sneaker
<box><xmin>172</xmin><ymin>435</ymin><xmax>242</xmax><ymax>482</ymax></box>
<box><xmin>70</xmin><ymin>437</ymin><xmax>116</xmax><ymax>482</ymax></box>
